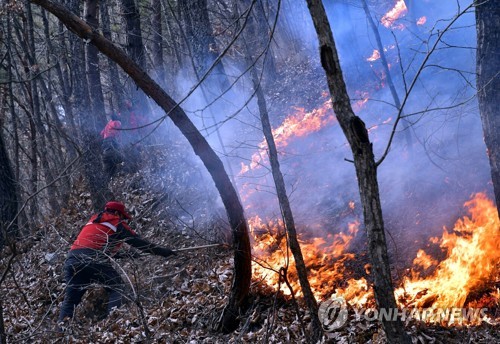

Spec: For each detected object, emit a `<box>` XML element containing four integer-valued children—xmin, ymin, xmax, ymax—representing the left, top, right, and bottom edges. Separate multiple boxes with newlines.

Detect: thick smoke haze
<box><xmin>148</xmin><ymin>0</ymin><xmax>491</xmax><ymax>261</ymax></box>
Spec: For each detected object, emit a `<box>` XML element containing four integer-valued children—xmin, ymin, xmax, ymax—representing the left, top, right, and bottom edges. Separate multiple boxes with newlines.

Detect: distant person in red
<box><xmin>101</xmin><ymin>113</ymin><xmax>121</xmax><ymax>140</ymax></box>
<box><xmin>58</xmin><ymin>201</ymin><xmax>176</xmax><ymax>325</ymax></box>
<box><xmin>101</xmin><ymin>114</ymin><xmax>123</xmax><ymax>178</ymax></box>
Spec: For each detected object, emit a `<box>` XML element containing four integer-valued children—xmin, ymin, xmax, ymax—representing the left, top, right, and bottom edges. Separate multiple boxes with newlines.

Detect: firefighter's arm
<box><xmin>116</xmin><ymin>223</ymin><xmax>176</xmax><ymax>257</ymax></box>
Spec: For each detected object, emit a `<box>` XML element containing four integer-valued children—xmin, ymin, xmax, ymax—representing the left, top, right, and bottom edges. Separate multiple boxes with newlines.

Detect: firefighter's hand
<box><xmin>158</xmin><ymin>247</ymin><xmax>177</xmax><ymax>258</ymax></box>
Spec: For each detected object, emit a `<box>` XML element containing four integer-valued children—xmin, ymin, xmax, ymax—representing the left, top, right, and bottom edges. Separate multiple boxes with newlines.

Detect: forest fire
<box><xmin>250</xmin><ymin>193</ymin><xmax>500</xmax><ymax>325</ymax></box>
<box><xmin>250</xmin><ymin>215</ymin><xmax>360</xmax><ymax>299</ymax></box>
<box><xmin>395</xmin><ymin>193</ymin><xmax>500</xmax><ymax>314</ymax></box>
<box><xmin>381</xmin><ymin>0</ymin><xmax>408</xmax><ymax>30</ymax></box>
<box><xmin>239</xmin><ymin>98</ymin><xmax>336</xmax><ymax>174</ymax></box>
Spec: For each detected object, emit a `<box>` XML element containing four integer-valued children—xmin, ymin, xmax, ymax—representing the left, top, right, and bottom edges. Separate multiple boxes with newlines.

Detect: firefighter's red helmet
<box><xmin>105</xmin><ymin>201</ymin><xmax>132</xmax><ymax>219</ymax></box>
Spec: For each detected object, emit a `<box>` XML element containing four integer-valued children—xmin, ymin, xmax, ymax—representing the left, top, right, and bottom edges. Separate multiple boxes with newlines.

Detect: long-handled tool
<box><xmin>172</xmin><ymin>243</ymin><xmax>225</xmax><ymax>252</ymax></box>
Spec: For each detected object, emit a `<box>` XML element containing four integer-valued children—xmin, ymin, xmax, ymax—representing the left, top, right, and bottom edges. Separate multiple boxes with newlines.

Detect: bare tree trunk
<box><xmin>476</xmin><ymin>0</ymin><xmax>500</xmax><ymax>217</ymax></box>
<box><xmin>56</xmin><ymin>20</ymin><xmax>78</xmax><ymax>136</ymax></box>
<box><xmin>4</xmin><ymin>15</ymin><xmax>24</xmax><ymax>241</ymax></box>
<box><xmin>84</xmin><ymin>0</ymin><xmax>106</xmax><ymax>132</ymax></box>
<box><xmin>120</xmin><ymin>0</ymin><xmax>149</xmax><ymax>113</ymax></box>
<box><xmin>247</xmin><ymin>44</ymin><xmax>324</xmax><ymax>344</ymax></box>
<box><xmin>151</xmin><ymin>0</ymin><xmax>166</xmax><ymax>84</ymax></box>
<box><xmin>81</xmin><ymin>130</ymin><xmax>110</xmax><ymax>212</ymax></box>
<box><xmin>22</xmin><ymin>2</ymin><xmax>41</xmax><ymax>223</ymax></box>
<box><xmin>30</xmin><ymin>0</ymin><xmax>252</xmax><ymax>333</ymax></box>
<box><xmin>0</xmin><ymin>118</ymin><xmax>18</xmax><ymax>251</ymax></box>
<box><xmin>19</xmin><ymin>4</ymin><xmax>63</xmax><ymax>214</ymax></box>
<box><xmin>361</xmin><ymin>0</ymin><xmax>413</xmax><ymax>151</ymax></box>
<box><xmin>239</xmin><ymin>0</ymin><xmax>322</xmax><ymax>341</ymax></box>
<box><xmin>0</xmin><ymin>298</ymin><xmax>5</xmax><ymax>344</ymax></box>
<box><xmin>59</xmin><ymin>0</ymin><xmax>110</xmax><ymax>210</ymax></box>
<box><xmin>305</xmin><ymin>1</ymin><xmax>411</xmax><ymax>343</ymax></box>
<box><xmin>100</xmin><ymin>2</ymin><xmax>123</xmax><ymax>112</ymax></box>
<box><xmin>162</xmin><ymin>0</ymin><xmax>184</xmax><ymax>75</ymax></box>
<box><xmin>178</xmin><ymin>0</ymin><xmax>230</xmax><ymax>91</ymax></box>
<box><xmin>66</xmin><ymin>0</ymin><xmax>91</xmax><ymax>124</ymax></box>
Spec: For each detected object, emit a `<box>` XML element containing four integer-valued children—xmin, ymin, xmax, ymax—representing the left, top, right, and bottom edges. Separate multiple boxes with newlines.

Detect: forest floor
<box><xmin>1</xmin><ymin>149</ymin><xmax>498</xmax><ymax>343</ymax></box>
<box><xmin>1</xmin><ymin>62</ymin><xmax>499</xmax><ymax>343</ymax></box>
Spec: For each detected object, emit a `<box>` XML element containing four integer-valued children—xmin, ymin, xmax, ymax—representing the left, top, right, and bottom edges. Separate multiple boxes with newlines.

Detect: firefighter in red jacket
<box><xmin>58</xmin><ymin>201</ymin><xmax>176</xmax><ymax>323</ymax></box>
<box><xmin>101</xmin><ymin>114</ymin><xmax>123</xmax><ymax>178</ymax></box>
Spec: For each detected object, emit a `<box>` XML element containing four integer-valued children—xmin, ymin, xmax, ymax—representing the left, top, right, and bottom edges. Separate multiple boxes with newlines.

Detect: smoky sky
<box><xmin>149</xmin><ymin>0</ymin><xmax>490</xmax><ymax>247</ymax></box>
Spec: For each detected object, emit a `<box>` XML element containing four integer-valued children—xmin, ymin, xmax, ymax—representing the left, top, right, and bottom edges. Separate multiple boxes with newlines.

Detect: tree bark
<box><xmin>3</xmin><ymin>14</ymin><xmax>21</xmax><ymax>243</ymax></box>
<box><xmin>162</xmin><ymin>0</ymin><xmax>185</xmax><ymax>76</ymax></box>
<box><xmin>305</xmin><ymin>1</ymin><xmax>411</xmax><ymax>343</ymax></box>
<box><xmin>56</xmin><ymin>20</ymin><xmax>78</xmax><ymax>136</ymax></box>
<box><xmin>361</xmin><ymin>0</ymin><xmax>413</xmax><ymax>151</ymax></box>
<box><xmin>100</xmin><ymin>1</ymin><xmax>123</xmax><ymax>112</ymax></box>
<box><xmin>0</xmin><ymin>120</ymin><xmax>17</xmax><ymax>251</ymax></box>
<box><xmin>84</xmin><ymin>0</ymin><xmax>106</xmax><ymax>132</ymax></box>
<box><xmin>0</xmin><ymin>298</ymin><xmax>5</xmax><ymax>344</ymax></box>
<box><xmin>248</xmin><ymin>48</ymin><xmax>324</xmax><ymax>344</ymax></box>
<box><xmin>30</xmin><ymin>0</ymin><xmax>252</xmax><ymax>332</ymax></box>
<box><xmin>23</xmin><ymin>2</ymin><xmax>41</xmax><ymax>223</ymax></box>
<box><xmin>151</xmin><ymin>0</ymin><xmax>166</xmax><ymax>84</ymax></box>
<box><xmin>120</xmin><ymin>0</ymin><xmax>149</xmax><ymax>113</ymax></box>
<box><xmin>476</xmin><ymin>0</ymin><xmax>500</xmax><ymax>217</ymax></box>
<box><xmin>65</xmin><ymin>0</ymin><xmax>91</xmax><ymax>124</ymax></box>
<box><xmin>13</xmin><ymin>8</ymin><xmax>61</xmax><ymax>215</ymax></box>
<box><xmin>239</xmin><ymin>0</ymin><xmax>322</xmax><ymax>341</ymax></box>
<box><xmin>178</xmin><ymin>0</ymin><xmax>230</xmax><ymax>91</ymax></box>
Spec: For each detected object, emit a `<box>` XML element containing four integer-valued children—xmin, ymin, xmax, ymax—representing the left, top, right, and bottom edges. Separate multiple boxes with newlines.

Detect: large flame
<box><xmin>395</xmin><ymin>193</ymin><xmax>500</xmax><ymax>311</ymax></box>
<box><xmin>381</xmin><ymin>0</ymin><xmax>408</xmax><ymax>30</ymax></box>
<box><xmin>250</xmin><ymin>193</ymin><xmax>499</xmax><ymax>324</ymax></box>
<box><xmin>239</xmin><ymin>89</ymin><xmax>374</xmax><ymax>175</ymax></box>
<box><xmin>239</xmin><ymin>98</ymin><xmax>336</xmax><ymax>174</ymax></box>
<box><xmin>250</xmin><ymin>214</ymin><xmax>361</xmax><ymax>299</ymax></box>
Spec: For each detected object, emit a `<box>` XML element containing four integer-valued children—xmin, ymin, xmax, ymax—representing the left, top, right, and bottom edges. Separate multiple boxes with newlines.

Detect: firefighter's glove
<box><xmin>158</xmin><ymin>247</ymin><xmax>177</xmax><ymax>258</ymax></box>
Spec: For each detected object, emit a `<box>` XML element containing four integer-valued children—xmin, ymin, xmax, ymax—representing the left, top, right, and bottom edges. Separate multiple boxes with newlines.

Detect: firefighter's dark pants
<box><xmin>102</xmin><ymin>138</ymin><xmax>123</xmax><ymax>178</ymax></box>
<box><xmin>58</xmin><ymin>249</ymin><xmax>125</xmax><ymax>322</ymax></box>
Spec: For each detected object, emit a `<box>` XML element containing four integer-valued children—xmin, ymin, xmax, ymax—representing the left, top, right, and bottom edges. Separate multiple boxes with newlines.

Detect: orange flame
<box><xmin>395</xmin><ymin>193</ymin><xmax>500</xmax><ymax>319</ymax></box>
<box><xmin>250</xmin><ymin>215</ymin><xmax>361</xmax><ymax>299</ymax></box>
<box><xmin>250</xmin><ymin>193</ymin><xmax>499</xmax><ymax>325</ymax></box>
<box><xmin>239</xmin><ymin>99</ymin><xmax>336</xmax><ymax>174</ymax></box>
<box><xmin>417</xmin><ymin>16</ymin><xmax>427</xmax><ymax>25</ymax></box>
<box><xmin>367</xmin><ymin>49</ymin><xmax>381</xmax><ymax>62</ymax></box>
<box><xmin>381</xmin><ymin>0</ymin><xmax>408</xmax><ymax>30</ymax></box>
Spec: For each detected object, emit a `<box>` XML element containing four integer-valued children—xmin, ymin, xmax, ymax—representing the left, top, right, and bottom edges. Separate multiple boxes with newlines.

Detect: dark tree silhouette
<box><xmin>476</xmin><ymin>0</ymin><xmax>500</xmax><ymax>217</ymax></box>
<box><xmin>305</xmin><ymin>0</ymin><xmax>411</xmax><ymax>342</ymax></box>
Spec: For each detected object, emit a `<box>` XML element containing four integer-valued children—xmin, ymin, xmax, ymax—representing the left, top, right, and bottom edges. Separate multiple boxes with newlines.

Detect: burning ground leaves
<box><xmin>0</xmin><ymin>149</ymin><xmax>499</xmax><ymax>342</ymax></box>
<box><xmin>1</xmin><ymin>151</ymin><xmax>500</xmax><ymax>343</ymax></box>
<box><xmin>246</xmin><ymin>193</ymin><xmax>500</xmax><ymax>342</ymax></box>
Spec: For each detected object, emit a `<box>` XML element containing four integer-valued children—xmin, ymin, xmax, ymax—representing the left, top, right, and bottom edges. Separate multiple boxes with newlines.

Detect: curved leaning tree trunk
<box><xmin>476</xmin><ymin>0</ymin><xmax>500</xmax><ymax>218</ymax></box>
<box><xmin>304</xmin><ymin>1</ymin><xmax>411</xmax><ymax>343</ymax></box>
<box><xmin>30</xmin><ymin>0</ymin><xmax>251</xmax><ymax>332</ymax></box>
